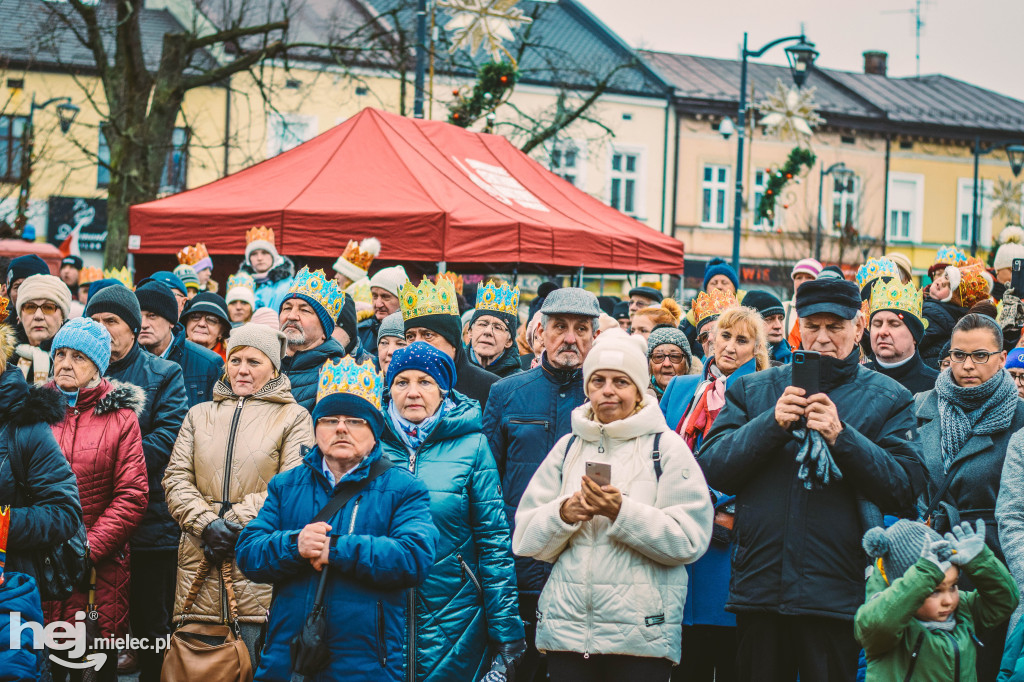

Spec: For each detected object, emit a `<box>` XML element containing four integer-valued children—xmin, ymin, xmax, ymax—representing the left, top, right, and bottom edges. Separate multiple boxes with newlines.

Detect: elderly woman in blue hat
<box><xmin>381</xmin><ymin>341</ymin><xmax>526</xmax><ymax>682</ymax></box>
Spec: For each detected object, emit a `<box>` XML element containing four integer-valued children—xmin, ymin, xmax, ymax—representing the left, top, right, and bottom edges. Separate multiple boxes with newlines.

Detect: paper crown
<box><xmin>0</xmin><ymin>296</ymin><xmax>8</xmax><ymax>324</ymax></box>
<box><xmin>317</xmin><ymin>356</ymin><xmax>383</xmax><ymax>411</ymax></box>
<box><xmin>103</xmin><ymin>266</ymin><xmax>133</xmax><ymax>290</ymax></box>
<box><xmin>340</xmin><ymin>238</ymin><xmax>381</xmax><ymax>273</ymax></box>
<box><xmin>177</xmin><ymin>243</ymin><xmax>210</xmax><ymax>267</ymax></box>
<box><xmin>436</xmin><ymin>271</ymin><xmax>464</xmax><ymax>295</ymax></box>
<box><xmin>78</xmin><ymin>267</ymin><xmax>103</xmax><ymax>285</ymax></box>
<box><xmin>345</xmin><ymin>278</ymin><xmax>371</xmax><ymax>305</ymax></box>
<box><xmin>246</xmin><ymin>225</ymin><xmax>275</xmax><ymax>245</ymax></box>
<box><xmin>476</xmin><ymin>281</ymin><xmax>519</xmax><ymax>316</ymax></box>
<box><xmin>226</xmin><ymin>272</ymin><xmax>255</xmax><ymax>292</ymax></box>
<box><xmin>856</xmin><ymin>258</ymin><xmax>900</xmax><ymax>292</ymax></box>
<box><xmin>289</xmin><ymin>267</ymin><xmax>345</xmax><ymax>320</ymax></box>
<box><xmin>399</xmin><ymin>277</ymin><xmax>459</xmax><ymax>322</ymax></box>
<box><xmin>869</xmin><ymin>278</ymin><xmax>926</xmax><ymax>324</ymax></box>
<box><xmin>951</xmin><ymin>262</ymin><xmax>991</xmax><ymax>308</ymax></box>
<box><xmin>934</xmin><ymin>244</ymin><xmax>968</xmax><ymax>267</ymax></box>
<box><xmin>692</xmin><ymin>288</ymin><xmax>738</xmax><ymax>325</ymax></box>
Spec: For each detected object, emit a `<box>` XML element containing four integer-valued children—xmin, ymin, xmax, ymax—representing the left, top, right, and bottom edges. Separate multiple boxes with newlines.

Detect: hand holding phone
<box><xmin>791</xmin><ymin>350</ymin><xmax>821</xmax><ymax>396</ymax></box>
<box><xmin>585</xmin><ymin>461</ymin><xmax>612</xmax><ymax>487</ymax></box>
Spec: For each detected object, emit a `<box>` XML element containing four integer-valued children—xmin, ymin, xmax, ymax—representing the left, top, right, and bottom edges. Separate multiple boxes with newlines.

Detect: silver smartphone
<box><xmin>585</xmin><ymin>461</ymin><xmax>612</xmax><ymax>487</ymax></box>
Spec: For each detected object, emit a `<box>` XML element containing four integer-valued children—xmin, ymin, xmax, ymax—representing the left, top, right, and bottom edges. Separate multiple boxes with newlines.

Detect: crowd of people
<box><xmin>4</xmin><ymin>224</ymin><xmax>1024</xmax><ymax>682</ymax></box>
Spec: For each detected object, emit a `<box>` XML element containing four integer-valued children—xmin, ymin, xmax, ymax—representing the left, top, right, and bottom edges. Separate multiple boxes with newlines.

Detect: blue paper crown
<box><xmin>226</xmin><ymin>272</ymin><xmax>255</xmax><ymax>291</ymax></box>
<box><xmin>317</xmin><ymin>356</ymin><xmax>383</xmax><ymax>411</ymax></box>
<box><xmin>855</xmin><ymin>257</ymin><xmax>900</xmax><ymax>291</ymax></box>
<box><xmin>477</xmin><ymin>282</ymin><xmax>520</xmax><ymax>316</ymax></box>
<box><xmin>290</xmin><ymin>267</ymin><xmax>344</xmax><ymax>320</ymax></box>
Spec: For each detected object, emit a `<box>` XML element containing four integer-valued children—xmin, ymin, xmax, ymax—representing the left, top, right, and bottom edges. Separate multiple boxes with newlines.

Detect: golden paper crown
<box><xmin>226</xmin><ymin>273</ymin><xmax>255</xmax><ymax>292</ymax></box>
<box><xmin>399</xmin><ymin>277</ymin><xmax>459</xmax><ymax>322</ymax></box>
<box><xmin>78</xmin><ymin>267</ymin><xmax>103</xmax><ymax>285</ymax></box>
<box><xmin>345</xmin><ymin>278</ymin><xmax>371</xmax><ymax>305</ymax></box>
<box><xmin>177</xmin><ymin>243</ymin><xmax>210</xmax><ymax>267</ymax></box>
<box><xmin>246</xmin><ymin>225</ymin><xmax>275</xmax><ymax>245</ymax></box>
<box><xmin>0</xmin><ymin>296</ymin><xmax>8</xmax><ymax>324</ymax></box>
<box><xmin>952</xmin><ymin>262</ymin><xmax>991</xmax><ymax>308</ymax></box>
<box><xmin>476</xmin><ymin>282</ymin><xmax>519</xmax><ymax>316</ymax></box>
<box><xmin>856</xmin><ymin>257</ymin><xmax>900</xmax><ymax>292</ymax></box>
<box><xmin>436</xmin><ymin>271</ymin><xmax>465</xmax><ymax>295</ymax></box>
<box><xmin>692</xmin><ymin>288</ymin><xmax>738</xmax><ymax>325</ymax></box>
<box><xmin>317</xmin><ymin>356</ymin><xmax>383</xmax><ymax>411</ymax></box>
<box><xmin>103</xmin><ymin>266</ymin><xmax>133</xmax><ymax>290</ymax></box>
<box><xmin>869</xmin><ymin>278</ymin><xmax>926</xmax><ymax>325</ymax></box>
<box><xmin>288</xmin><ymin>267</ymin><xmax>345</xmax><ymax>320</ymax></box>
<box><xmin>340</xmin><ymin>238</ymin><xmax>381</xmax><ymax>273</ymax></box>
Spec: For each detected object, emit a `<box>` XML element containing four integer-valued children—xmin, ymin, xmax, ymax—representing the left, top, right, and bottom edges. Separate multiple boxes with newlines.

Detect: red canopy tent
<box><xmin>129</xmin><ymin>107</ymin><xmax>683</xmax><ymax>274</ymax></box>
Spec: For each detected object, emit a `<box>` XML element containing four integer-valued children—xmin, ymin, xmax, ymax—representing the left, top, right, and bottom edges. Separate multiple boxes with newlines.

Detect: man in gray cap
<box><xmin>482</xmin><ymin>287</ymin><xmax>601</xmax><ymax>682</ymax></box>
<box><xmin>698</xmin><ymin>278</ymin><xmax>926</xmax><ymax>682</ymax></box>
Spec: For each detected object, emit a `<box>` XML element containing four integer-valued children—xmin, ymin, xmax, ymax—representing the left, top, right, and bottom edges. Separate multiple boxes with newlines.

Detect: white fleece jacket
<box><xmin>512</xmin><ymin>398</ymin><xmax>713</xmax><ymax>663</ymax></box>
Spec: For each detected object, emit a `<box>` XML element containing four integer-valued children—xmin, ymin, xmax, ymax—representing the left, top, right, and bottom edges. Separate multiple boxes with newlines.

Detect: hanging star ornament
<box><xmin>438</xmin><ymin>0</ymin><xmax>532</xmax><ymax>64</ymax></box>
<box><xmin>990</xmin><ymin>178</ymin><xmax>1023</xmax><ymax>225</ymax></box>
<box><xmin>756</xmin><ymin>79</ymin><xmax>824</xmax><ymax>142</ymax></box>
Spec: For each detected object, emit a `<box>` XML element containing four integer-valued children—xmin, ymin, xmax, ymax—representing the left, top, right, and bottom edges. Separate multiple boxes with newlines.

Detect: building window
<box><xmin>887</xmin><ymin>173</ymin><xmax>924</xmax><ymax>242</ymax></box>
<box><xmin>955</xmin><ymin>178</ymin><xmax>993</xmax><ymax>248</ymax></box>
<box><xmin>609</xmin><ymin>148</ymin><xmax>643</xmax><ymax>218</ymax></box>
<box><xmin>267</xmin><ymin>113</ymin><xmax>318</xmax><ymax>158</ymax></box>
<box><xmin>97</xmin><ymin>128</ymin><xmax>110</xmax><ymax>189</ymax></box>
<box><xmin>701</xmin><ymin>164</ymin><xmax>729</xmax><ymax>227</ymax></box>
<box><xmin>159</xmin><ymin>127</ymin><xmax>189</xmax><ymax>194</ymax></box>
<box><xmin>751</xmin><ymin>168</ymin><xmax>778</xmax><ymax>230</ymax></box>
<box><xmin>549</xmin><ymin>139</ymin><xmax>585</xmax><ymax>189</ymax></box>
<box><xmin>832</xmin><ymin>174</ymin><xmax>859</xmax><ymax>233</ymax></box>
<box><xmin>0</xmin><ymin>115</ymin><xmax>27</xmax><ymax>183</ymax></box>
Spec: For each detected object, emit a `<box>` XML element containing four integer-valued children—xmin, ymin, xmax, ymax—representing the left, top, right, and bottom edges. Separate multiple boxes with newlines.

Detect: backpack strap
<box><xmin>651</xmin><ymin>433</ymin><xmax>663</xmax><ymax>481</ymax></box>
<box><xmin>903</xmin><ymin>632</ymin><xmax>925</xmax><ymax>682</ymax></box>
<box><xmin>562</xmin><ymin>435</ymin><xmax>579</xmax><ymax>463</ymax></box>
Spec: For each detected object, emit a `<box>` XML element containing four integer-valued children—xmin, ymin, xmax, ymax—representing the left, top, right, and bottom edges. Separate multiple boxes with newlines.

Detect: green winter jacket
<box><xmin>855</xmin><ymin>545</ymin><xmax>1019</xmax><ymax>682</ymax></box>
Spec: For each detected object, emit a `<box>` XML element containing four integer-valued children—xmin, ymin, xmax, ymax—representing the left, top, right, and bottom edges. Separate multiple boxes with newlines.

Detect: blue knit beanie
<box><xmin>703</xmin><ymin>257</ymin><xmax>739</xmax><ymax>291</ymax></box>
<box><xmin>51</xmin><ymin>317</ymin><xmax>112</xmax><ymax>376</ymax></box>
<box><xmin>385</xmin><ymin>341</ymin><xmax>457</xmax><ymax>393</ymax></box>
<box><xmin>281</xmin><ymin>293</ymin><xmax>335</xmax><ymax>337</ymax></box>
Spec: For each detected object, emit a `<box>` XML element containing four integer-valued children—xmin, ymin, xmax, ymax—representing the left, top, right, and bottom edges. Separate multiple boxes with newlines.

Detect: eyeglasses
<box><xmin>188</xmin><ymin>314</ymin><xmax>223</xmax><ymax>327</ymax></box>
<box><xmin>472</xmin><ymin>319</ymin><xmax>509</xmax><ymax>335</ymax></box>
<box><xmin>697</xmin><ymin>332</ymin><xmax>712</xmax><ymax>345</ymax></box>
<box><xmin>1011</xmin><ymin>372</ymin><xmax>1024</xmax><ymax>387</ymax></box>
<box><xmin>21</xmin><ymin>302</ymin><xmax>59</xmax><ymax>316</ymax></box>
<box><xmin>949</xmin><ymin>350</ymin><xmax>1000</xmax><ymax>364</ymax></box>
<box><xmin>316</xmin><ymin>417</ymin><xmax>370</xmax><ymax>430</ymax></box>
<box><xmin>651</xmin><ymin>352</ymin><xmax>686</xmax><ymax>364</ymax></box>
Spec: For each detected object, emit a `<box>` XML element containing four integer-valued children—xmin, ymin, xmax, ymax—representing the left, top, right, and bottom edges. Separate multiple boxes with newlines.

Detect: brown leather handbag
<box><xmin>161</xmin><ymin>557</ymin><xmax>254</xmax><ymax>682</ymax></box>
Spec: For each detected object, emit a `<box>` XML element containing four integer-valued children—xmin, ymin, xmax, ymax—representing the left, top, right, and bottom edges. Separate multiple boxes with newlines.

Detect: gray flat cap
<box><xmin>540</xmin><ymin>288</ymin><xmax>601</xmax><ymax>318</ymax></box>
<box><xmin>377</xmin><ymin>311</ymin><xmax>406</xmax><ymax>344</ymax></box>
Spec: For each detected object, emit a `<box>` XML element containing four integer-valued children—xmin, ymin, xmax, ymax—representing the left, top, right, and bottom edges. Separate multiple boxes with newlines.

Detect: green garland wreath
<box><xmin>756</xmin><ymin>146</ymin><xmax>817</xmax><ymax>221</ymax></box>
<box><xmin>448</xmin><ymin>61</ymin><xmax>519</xmax><ymax>128</ymax></box>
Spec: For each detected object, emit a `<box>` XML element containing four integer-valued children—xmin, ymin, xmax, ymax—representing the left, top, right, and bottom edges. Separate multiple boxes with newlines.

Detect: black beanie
<box><xmin>6</xmin><ymin>254</ymin><xmax>49</xmax><ymax>288</ymax></box>
<box><xmin>336</xmin><ymin>294</ymin><xmax>358</xmax><ymax>350</ymax></box>
<box><xmin>85</xmin><ymin>284</ymin><xmax>142</xmax><ymax>335</ymax></box>
<box><xmin>405</xmin><ymin>313</ymin><xmax>463</xmax><ymax>352</ymax></box>
<box><xmin>743</xmin><ymin>290</ymin><xmax>785</xmax><ymax>318</ymax></box>
<box><xmin>869</xmin><ymin>308</ymin><xmax>926</xmax><ymax>344</ymax></box>
<box><xmin>135</xmin><ymin>281</ymin><xmax>179</xmax><ymax>325</ymax></box>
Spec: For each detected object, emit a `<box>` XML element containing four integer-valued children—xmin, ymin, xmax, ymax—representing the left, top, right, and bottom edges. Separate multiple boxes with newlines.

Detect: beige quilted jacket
<box><xmin>164</xmin><ymin>374</ymin><xmax>313</xmax><ymax>623</ymax></box>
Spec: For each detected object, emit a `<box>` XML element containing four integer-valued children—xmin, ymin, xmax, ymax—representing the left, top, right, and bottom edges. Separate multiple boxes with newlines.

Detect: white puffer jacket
<box><xmin>513</xmin><ymin>398</ymin><xmax>713</xmax><ymax>663</ymax></box>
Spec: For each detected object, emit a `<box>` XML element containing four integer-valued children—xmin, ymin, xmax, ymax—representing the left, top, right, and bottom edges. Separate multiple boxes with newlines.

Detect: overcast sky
<box><xmin>579</xmin><ymin>0</ymin><xmax>1024</xmax><ymax>102</ymax></box>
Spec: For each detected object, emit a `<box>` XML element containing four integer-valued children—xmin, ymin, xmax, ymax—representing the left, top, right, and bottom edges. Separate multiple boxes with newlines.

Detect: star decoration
<box><xmin>438</xmin><ymin>0</ymin><xmax>532</xmax><ymax>64</ymax></box>
<box><xmin>990</xmin><ymin>178</ymin><xmax>1023</xmax><ymax>225</ymax></box>
<box><xmin>756</xmin><ymin>79</ymin><xmax>824</xmax><ymax>142</ymax></box>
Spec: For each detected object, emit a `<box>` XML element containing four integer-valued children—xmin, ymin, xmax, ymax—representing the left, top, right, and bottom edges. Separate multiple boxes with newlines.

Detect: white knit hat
<box><xmin>17</xmin><ymin>274</ymin><xmax>71</xmax><ymax>320</ymax></box>
<box><xmin>994</xmin><ymin>226</ymin><xmax>1024</xmax><ymax>272</ymax></box>
<box><xmin>225</xmin><ymin>285</ymin><xmax>256</xmax><ymax>308</ymax></box>
<box><xmin>245</xmin><ymin>239</ymin><xmax>280</xmax><ymax>265</ymax></box>
<box><xmin>227</xmin><ymin>323</ymin><xmax>288</xmax><ymax>371</ymax></box>
<box><xmin>583</xmin><ymin>328</ymin><xmax>650</xmax><ymax>392</ymax></box>
<box><xmin>368</xmin><ymin>265</ymin><xmax>410</xmax><ymax>298</ymax></box>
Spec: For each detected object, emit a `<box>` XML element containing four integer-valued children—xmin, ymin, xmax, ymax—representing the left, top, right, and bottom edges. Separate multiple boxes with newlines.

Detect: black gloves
<box><xmin>481</xmin><ymin>639</ymin><xmax>527</xmax><ymax>682</ymax></box>
<box><xmin>201</xmin><ymin>518</ymin><xmax>244</xmax><ymax>565</ymax></box>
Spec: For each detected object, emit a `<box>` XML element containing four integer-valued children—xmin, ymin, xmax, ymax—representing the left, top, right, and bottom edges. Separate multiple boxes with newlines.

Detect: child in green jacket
<box><xmin>855</xmin><ymin>519</ymin><xmax>1019</xmax><ymax>681</ymax></box>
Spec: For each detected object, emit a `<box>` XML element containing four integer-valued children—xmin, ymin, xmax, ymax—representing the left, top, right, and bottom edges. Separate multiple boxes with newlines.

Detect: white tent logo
<box><xmin>453</xmin><ymin>157</ymin><xmax>549</xmax><ymax>212</ymax></box>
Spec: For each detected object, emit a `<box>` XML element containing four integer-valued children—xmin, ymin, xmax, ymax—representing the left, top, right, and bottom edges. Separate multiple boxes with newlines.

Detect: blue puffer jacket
<box><xmin>165</xmin><ymin>325</ymin><xmax>224</xmax><ymax>407</ymax></box>
<box><xmin>235</xmin><ymin>445</ymin><xmax>438</xmax><ymax>682</ymax></box>
<box><xmin>381</xmin><ymin>393</ymin><xmax>524</xmax><ymax>682</ymax></box>
<box><xmin>240</xmin><ymin>256</ymin><xmax>295</xmax><ymax>312</ymax></box>
<box><xmin>0</xmin><ymin>572</ymin><xmax>44</xmax><ymax>681</ymax></box>
<box><xmin>280</xmin><ymin>339</ymin><xmax>346</xmax><ymax>412</ymax></box>
<box><xmin>482</xmin><ymin>356</ymin><xmax>586</xmax><ymax>596</ymax></box>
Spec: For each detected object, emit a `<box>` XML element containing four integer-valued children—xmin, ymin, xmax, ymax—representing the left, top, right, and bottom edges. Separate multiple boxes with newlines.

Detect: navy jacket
<box><xmin>0</xmin><ymin>572</ymin><xmax>45</xmax><ymax>681</ymax></box>
<box><xmin>235</xmin><ymin>445</ymin><xmax>438</xmax><ymax>682</ymax></box>
<box><xmin>165</xmin><ymin>326</ymin><xmax>224</xmax><ymax>407</ymax></box>
<box><xmin>482</xmin><ymin>356</ymin><xmax>586</xmax><ymax>596</ymax></box>
<box><xmin>106</xmin><ymin>343</ymin><xmax>188</xmax><ymax>551</ymax></box>
<box><xmin>280</xmin><ymin>338</ymin><xmax>346</xmax><ymax>413</ymax></box>
<box><xmin>357</xmin><ymin>316</ymin><xmax>381</xmax><ymax>360</ymax></box>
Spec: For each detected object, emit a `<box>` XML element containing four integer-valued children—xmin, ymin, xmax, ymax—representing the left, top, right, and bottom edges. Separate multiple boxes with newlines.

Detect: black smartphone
<box><xmin>585</xmin><ymin>461</ymin><xmax>612</xmax><ymax>487</ymax></box>
<box><xmin>1012</xmin><ymin>258</ymin><xmax>1024</xmax><ymax>294</ymax></box>
<box><xmin>791</xmin><ymin>350</ymin><xmax>821</xmax><ymax>396</ymax></box>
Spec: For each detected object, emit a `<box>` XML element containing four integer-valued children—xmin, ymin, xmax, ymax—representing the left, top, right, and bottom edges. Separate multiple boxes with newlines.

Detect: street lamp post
<box><xmin>15</xmin><ymin>95</ymin><xmax>80</xmax><ymax>233</ymax></box>
<box><xmin>971</xmin><ymin>138</ymin><xmax>1024</xmax><ymax>257</ymax></box>
<box><xmin>730</xmin><ymin>32</ymin><xmax>818</xmax><ymax>275</ymax></box>
<box><xmin>815</xmin><ymin>162</ymin><xmax>853</xmax><ymax>261</ymax></box>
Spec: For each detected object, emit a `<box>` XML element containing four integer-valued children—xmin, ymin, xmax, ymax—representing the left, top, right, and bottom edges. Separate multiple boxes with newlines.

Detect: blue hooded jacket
<box><xmin>381</xmin><ymin>392</ymin><xmax>523</xmax><ymax>682</ymax></box>
<box><xmin>235</xmin><ymin>444</ymin><xmax>438</xmax><ymax>682</ymax></box>
<box><xmin>0</xmin><ymin>572</ymin><xmax>45</xmax><ymax>681</ymax></box>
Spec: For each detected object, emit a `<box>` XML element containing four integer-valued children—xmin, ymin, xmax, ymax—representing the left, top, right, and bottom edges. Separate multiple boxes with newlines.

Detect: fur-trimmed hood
<box><xmin>94</xmin><ymin>379</ymin><xmax>147</xmax><ymax>416</ymax></box>
<box><xmin>239</xmin><ymin>255</ymin><xmax>295</xmax><ymax>284</ymax></box>
<box><xmin>0</xmin><ymin>324</ymin><xmax>14</xmax><ymax>367</ymax></box>
<box><xmin>0</xmin><ymin>364</ymin><xmax>66</xmax><ymax>427</ymax></box>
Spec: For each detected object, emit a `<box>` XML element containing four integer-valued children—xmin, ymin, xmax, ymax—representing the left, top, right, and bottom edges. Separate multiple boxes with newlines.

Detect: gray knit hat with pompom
<box><xmin>862</xmin><ymin>519</ymin><xmax>943</xmax><ymax>584</ymax></box>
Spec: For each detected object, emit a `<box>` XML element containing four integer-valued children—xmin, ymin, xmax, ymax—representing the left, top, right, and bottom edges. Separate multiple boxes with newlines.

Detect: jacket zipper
<box><xmin>508</xmin><ymin>418</ymin><xmax>550</xmax><ymax>427</ymax></box>
<box><xmin>407</xmin><ymin>450</ymin><xmax>418</xmax><ymax>682</ymax></box>
<box><xmin>376</xmin><ymin>600</ymin><xmax>387</xmax><ymax>668</ymax></box>
<box><xmin>457</xmin><ymin>554</ymin><xmax>483</xmax><ymax>595</ymax></box>
<box><xmin>348</xmin><ymin>499</ymin><xmax>360</xmax><ymax>533</ymax></box>
<box><xmin>584</xmin><ymin>520</ymin><xmax>595</xmax><ymax>658</ymax></box>
<box><xmin>219</xmin><ymin>397</ymin><xmax>246</xmax><ymax>624</ymax></box>
<box><xmin>943</xmin><ymin>630</ymin><xmax>960</xmax><ymax>682</ymax></box>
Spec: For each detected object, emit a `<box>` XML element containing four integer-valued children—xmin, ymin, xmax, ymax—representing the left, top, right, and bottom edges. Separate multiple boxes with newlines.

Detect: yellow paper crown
<box><xmin>436</xmin><ymin>271</ymin><xmax>465</xmax><ymax>295</ymax></box>
<box><xmin>476</xmin><ymin>282</ymin><xmax>519</xmax><ymax>317</ymax></box>
<box><xmin>341</xmin><ymin>238</ymin><xmax>381</xmax><ymax>273</ymax></box>
<box><xmin>317</xmin><ymin>356</ymin><xmax>383</xmax><ymax>411</ymax></box>
<box><xmin>692</xmin><ymin>288</ymin><xmax>738</xmax><ymax>326</ymax></box>
<box><xmin>226</xmin><ymin>273</ymin><xmax>255</xmax><ymax>292</ymax></box>
<box><xmin>856</xmin><ymin>257</ymin><xmax>900</xmax><ymax>292</ymax></box>
<box><xmin>0</xmin><ymin>296</ymin><xmax>8</xmax><ymax>324</ymax></box>
<box><xmin>78</xmin><ymin>267</ymin><xmax>103</xmax><ymax>285</ymax></box>
<box><xmin>399</xmin><ymin>277</ymin><xmax>459</xmax><ymax>322</ymax></box>
<box><xmin>177</xmin><ymin>243</ymin><xmax>210</xmax><ymax>267</ymax></box>
<box><xmin>103</xmin><ymin>266</ymin><xmax>133</xmax><ymax>290</ymax></box>
<box><xmin>869</xmin><ymin>278</ymin><xmax>926</xmax><ymax>326</ymax></box>
<box><xmin>289</xmin><ymin>267</ymin><xmax>344</xmax><ymax>320</ymax></box>
<box><xmin>246</xmin><ymin>225</ymin><xmax>275</xmax><ymax>245</ymax></box>
<box><xmin>345</xmin><ymin>278</ymin><xmax>372</xmax><ymax>305</ymax></box>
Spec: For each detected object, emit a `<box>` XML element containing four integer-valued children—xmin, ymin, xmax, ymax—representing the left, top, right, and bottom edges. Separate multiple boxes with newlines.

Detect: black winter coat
<box><xmin>0</xmin><ymin>364</ymin><xmax>82</xmax><ymax>579</ymax></box>
<box><xmin>699</xmin><ymin>351</ymin><xmax>926</xmax><ymax>621</ymax></box>
<box><xmin>865</xmin><ymin>352</ymin><xmax>939</xmax><ymax>396</ymax></box>
<box><xmin>455</xmin><ymin>350</ymin><xmax>497</xmax><ymax>409</ymax></box>
<box><xmin>106</xmin><ymin>343</ymin><xmax>188</xmax><ymax>551</ymax></box>
<box><xmin>280</xmin><ymin>338</ymin><xmax>345</xmax><ymax>412</ymax></box>
<box><xmin>165</xmin><ymin>326</ymin><xmax>224</xmax><ymax>408</ymax></box>
<box><xmin>920</xmin><ymin>300</ymin><xmax>968</xmax><ymax>369</ymax></box>
<box><xmin>470</xmin><ymin>345</ymin><xmax>523</xmax><ymax>379</ymax></box>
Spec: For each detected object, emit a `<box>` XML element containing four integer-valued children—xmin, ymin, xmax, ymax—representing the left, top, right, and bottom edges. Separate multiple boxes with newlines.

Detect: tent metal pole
<box><xmin>437</xmin><ymin>261</ymin><xmax>446</xmax><ymax>274</ymax></box>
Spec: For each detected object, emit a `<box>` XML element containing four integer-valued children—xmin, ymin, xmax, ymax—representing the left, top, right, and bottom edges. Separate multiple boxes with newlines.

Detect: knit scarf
<box><xmin>388</xmin><ymin>397</ymin><xmax>454</xmax><ymax>452</ymax></box>
<box><xmin>919</xmin><ymin>616</ymin><xmax>957</xmax><ymax>632</ymax></box>
<box><xmin>935</xmin><ymin>368</ymin><xmax>1018</xmax><ymax>472</ymax></box>
<box><xmin>15</xmin><ymin>344</ymin><xmax>49</xmax><ymax>386</ymax></box>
